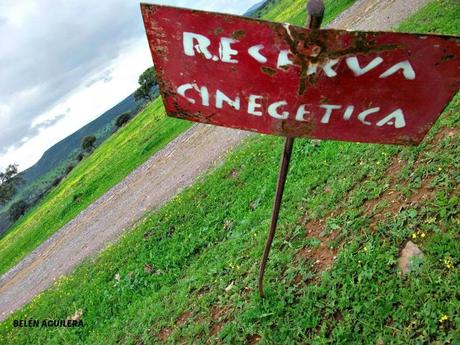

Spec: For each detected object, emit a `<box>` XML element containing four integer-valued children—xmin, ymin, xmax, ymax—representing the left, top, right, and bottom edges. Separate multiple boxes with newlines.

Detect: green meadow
<box><xmin>1</xmin><ymin>0</ymin><xmax>460</xmax><ymax>344</ymax></box>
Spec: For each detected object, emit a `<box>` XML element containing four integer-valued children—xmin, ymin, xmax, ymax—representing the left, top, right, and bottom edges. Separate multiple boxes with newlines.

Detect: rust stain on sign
<box><xmin>141</xmin><ymin>4</ymin><xmax>460</xmax><ymax>145</ymax></box>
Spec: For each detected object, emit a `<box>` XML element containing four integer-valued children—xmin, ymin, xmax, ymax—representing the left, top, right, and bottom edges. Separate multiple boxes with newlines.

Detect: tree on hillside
<box><xmin>115</xmin><ymin>112</ymin><xmax>132</xmax><ymax>129</ymax></box>
<box><xmin>134</xmin><ymin>66</ymin><xmax>156</xmax><ymax>102</ymax></box>
<box><xmin>0</xmin><ymin>164</ymin><xmax>23</xmax><ymax>205</ymax></box>
<box><xmin>8</xmin><ymin>199</ymin><xmax>28</xmax><ymax>222</ymax></box>
<box><xmin>81</xmin><ymin>135</ymin><xmax>96</xmax><ymax>152</ymax></box>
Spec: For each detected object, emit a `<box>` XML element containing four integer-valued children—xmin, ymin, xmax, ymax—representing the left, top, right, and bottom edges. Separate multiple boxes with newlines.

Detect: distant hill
<box><xmin>246</xmin><ymin>0</ymin><xmax>283</xmax><ymax>19</ymax></box>
<box><xmin>244</xmin><ymin>0</ymin><xmax>267</xmax><ymax>16</ymax></box>
<box><xmin>0</xmin><ymin>87</ymin><xmax>158</xmax><ymax>237</ymax></box>
<box><xmin>21</xmin><ymin>93</ymin><xmax>140</xmax><ymax>183</ymax></box>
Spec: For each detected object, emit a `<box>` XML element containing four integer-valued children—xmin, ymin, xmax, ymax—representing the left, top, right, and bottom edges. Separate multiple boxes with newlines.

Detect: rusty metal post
<box><xmin>257</xmin><ymin>136</ymin><xmax>294</xmax><ymax>298</ymax></box>
<box><xmin>257</xmin><ymin>0</ymin><xmax>325</xmax><ymax>298</ymax></box>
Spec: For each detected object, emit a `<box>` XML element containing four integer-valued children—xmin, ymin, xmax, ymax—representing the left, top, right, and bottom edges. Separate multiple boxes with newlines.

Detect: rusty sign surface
<box><xmin>141</xmin><ymin>4</ymin><xmax>460</xmax><ymax>145</ymax></box>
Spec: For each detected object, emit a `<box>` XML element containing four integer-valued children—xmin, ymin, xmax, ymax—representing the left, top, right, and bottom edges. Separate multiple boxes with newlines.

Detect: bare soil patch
<box><xmin>157</xmin><ymin>327</ymin><xmax>172</xmax><ymax>342</ymax></box>
<box><xmin>296</xmin><ymin>219</ymin><xmax>338</xmax><ymax>273</ymax></box>
<box><xmin>176</xmin><ymin>311</ymin><xmax>192</xmax><ymax>326</ymax></box>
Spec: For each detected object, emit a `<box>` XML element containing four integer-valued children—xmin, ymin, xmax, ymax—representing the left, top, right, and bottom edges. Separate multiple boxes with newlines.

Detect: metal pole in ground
<box><xmin>257</xmin><ymin>0</ymin><xmax>325</xmax><ymax>298</ymax></box>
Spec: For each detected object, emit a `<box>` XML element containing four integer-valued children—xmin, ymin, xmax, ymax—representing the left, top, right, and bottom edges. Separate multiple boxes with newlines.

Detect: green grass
<box><xmin>3</xmin><ymin>0</ymin><xmax>460</xmax><ymax>344</ymax></box>
<box><xmin>398</xmin><ymin>0</ymin><xmax>460</xmax><ymax>34</ymax></box>
<box><xmin>0</xmin><ymin>99</ymin><xmax>192</xmax><ymax>276</ymax></box>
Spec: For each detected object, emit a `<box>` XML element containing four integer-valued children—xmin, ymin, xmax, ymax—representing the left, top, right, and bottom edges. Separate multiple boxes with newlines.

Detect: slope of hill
<box><xmin>21</xmin><ymin>94</ymin><xmax>140</xmax><ymax>184</ymax></box>
<box><xmin>5</xmin><ymin>0</ymin><xmax>459</xmax><ymax>343</ymax></box>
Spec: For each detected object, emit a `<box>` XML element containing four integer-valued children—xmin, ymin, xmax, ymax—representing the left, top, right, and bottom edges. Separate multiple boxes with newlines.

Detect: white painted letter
<box><xmin>320</xmin><ymin>105</ymin><xmax>342</xmax><ymax>124</ymax></box>
<box><xmin>268</xmin><ymin>101</ymin><xmax>289</xmax><ymax>119</ymax></box>
<box><xmin>323</xmin><ymin>59</ymin><xmax>339</xmax><ymax>77</ymax></box>
<box><xmin>346</xmin><ymin>56</ymin><xmax>383</xmax><ymax>77</ymax></box>
<box><xmin>200</xmin><ymin>86</ymin><xmax>209</xmax><ymax>106</ymax></box>
<box><xmin>248</xmin><ymin>95</ymin><xmax>263</xmax><ymax>116</ymax></box>
<box><xmin>248</xmin><ymin>45</ymin><xmax>267</xmax><ymax>63</ymax></box>
<box><xmin>177</xmin><ymin>83</ymin><xmax>196</xmax><ymax>104</ymax></box>
<box><xmin>219</xmin><ymin>37</ymin><xmax>239</xmax><ymax>63</ymax></box>
<box><xmin>308</xmin><ymin>59</ymin><xmax>340</xmax><ymax>77</ymax></box>
<box><xmin>358</xmin><ymin>107</ymin><xmax>380</xmax><ymax>125</ymax></box>
<box><xmin>216</xmin><ymin>90</ymin><xmax>240</xmax><ymax>110</ymax></box>
<box><xmin>343</xmin><ymin>105</ymin><xmax>354</xmax><ymax>120</ymax></box>
<box><xmin>183</xmin><ymin>32</ymin><xmax>212</xmax><ymax>59</ymax></box>
<box><xmin>277</xmin><ymin>50</ymin><xmax>294</xmax><ymax>69</ymax></box>
<box><xmin>309</xmin><ymin>59</ymin><xmax>339</xmax><ymax>77</ymax></box>
<box><xmin>379</xmin><ymin>61</ymin><xmax>416</xmax><ymax>80</ymax></box>
<box><xmin>296</xmin><ymin>104</ymin><xmax>311</xmax><ymax>122</ymax></box>
<box><xmin>376</xmin><ymin>109</ymin><xmax>406</xmax><ymax>128</ymax></box>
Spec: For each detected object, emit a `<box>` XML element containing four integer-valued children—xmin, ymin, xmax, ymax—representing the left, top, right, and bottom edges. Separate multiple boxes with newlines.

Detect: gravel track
<box><xmin>0</xmin><ymin>0</ymin><xmax>431</xmax><ymax>322</ymax></box>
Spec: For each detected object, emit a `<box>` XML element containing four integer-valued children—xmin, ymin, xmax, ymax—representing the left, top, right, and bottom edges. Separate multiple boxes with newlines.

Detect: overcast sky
<box><xmin>0</xmin><ymin>0</ymin><xmax>261</xmax><ymax>172</ymax></box>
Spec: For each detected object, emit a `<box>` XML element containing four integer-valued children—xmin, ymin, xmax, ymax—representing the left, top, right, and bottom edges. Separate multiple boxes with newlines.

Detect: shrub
<box><xmin>76</xmin><ymin>152</ymin><xmax>84</xmax><ymax>162</ymax></box>
<box><xmin>8</xmin><ymin>200</ymin><xmax>28</xmax><ymax>222</ymax></box>
<box><xmin>52</xmin><ymin>176</ymin><xmax>63</xmax><ymax>187</ymax></box>
<box><xmin>65</xmin><ymin>165</ymin><xmax>75</xmax><ymax>175</ymax></box>
<box><xmin>115</xmin><ymin>112</ymin><xmax>132</xmax><ymax>128</ymax></box>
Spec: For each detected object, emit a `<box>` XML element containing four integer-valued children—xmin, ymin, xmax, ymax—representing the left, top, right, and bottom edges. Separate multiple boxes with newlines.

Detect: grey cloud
<box><xmin>4</xmin><ymin>112</ymin><xmax>69</xmax><ymax>153</ymax></box>
<box><xmin>0</xmin><ymin>76</ymin><xmax>79</xmax><ymax>152</ymax></box>
<box><xmin>0</xmin><ymin>0</ymin><xmax>147</xmax><ymax>151</ymax></box>
<box><xmin>85</xmin><ymin>68</ymin><xmax>114</xmax><ymax>88</ymax></box>
<box><xmin>35</xmin><ymin>113</ymin><xmax>67</xmax><ymax>131</ymax></box>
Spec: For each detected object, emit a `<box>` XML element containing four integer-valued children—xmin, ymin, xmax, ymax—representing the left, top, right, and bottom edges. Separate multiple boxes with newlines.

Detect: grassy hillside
<box><xmin>3</xmin><ymin>0</ymin><xmax>459</xmax><ymax>344</ymax></box>
<box><xmin>0</xmin><ymin>98</ymin><xmax>191</xmax><ymax>276</ymax></box>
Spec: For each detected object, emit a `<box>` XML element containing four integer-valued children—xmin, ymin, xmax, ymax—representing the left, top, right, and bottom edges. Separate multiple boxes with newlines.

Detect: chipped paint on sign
<box><xmin>141</xmin><ymin>4</ymin><xmax>460</xmax><ymax>145</ymax></box>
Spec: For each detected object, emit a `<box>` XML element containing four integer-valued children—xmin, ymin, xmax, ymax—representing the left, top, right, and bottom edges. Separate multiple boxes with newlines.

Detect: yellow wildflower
<box><xmin>426</xmin><ymin>217</ymin><xmax>436</xmax><ymax>224</ymax></box>
<box><xmin>439</xmin><ymin>315</ymin><xmax>449</xmax><ymax>323</ymax></box>
<box><xmin>443</xmin><ymin>256</ymin><xmax>455</xmax><ymax>269</ymax></box>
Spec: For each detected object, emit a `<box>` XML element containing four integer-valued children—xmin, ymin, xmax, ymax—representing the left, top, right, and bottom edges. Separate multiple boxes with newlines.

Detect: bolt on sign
<box><xmin>141</xmin><ymin>4</ymin><xmax>460</xmax><ymax>145</ymax></box>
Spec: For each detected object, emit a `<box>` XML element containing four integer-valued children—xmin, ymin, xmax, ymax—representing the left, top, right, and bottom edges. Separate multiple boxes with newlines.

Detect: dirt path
<box><xmin>0</xmin><ymin>0</ymin><xmax>431</xmax><ymax>322</ymax></box>
<box><xmin>332</xmin><ymin>0</ymin><xmax>430</xmax><ymax>31</ymax></box>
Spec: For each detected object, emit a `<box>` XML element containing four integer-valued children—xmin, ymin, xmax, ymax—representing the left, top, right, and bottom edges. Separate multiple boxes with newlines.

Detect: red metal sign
<box><xmin>141</xmin><ymin>4</ymin><xmax>460</xmax><ymax>145</ymax></box>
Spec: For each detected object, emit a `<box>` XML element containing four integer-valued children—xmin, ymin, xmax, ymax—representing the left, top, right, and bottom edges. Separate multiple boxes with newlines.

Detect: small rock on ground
<box><xmin>399</xmin><ymin>241</ymin><xmax>424</xmax><ymax>274</ymax></box>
